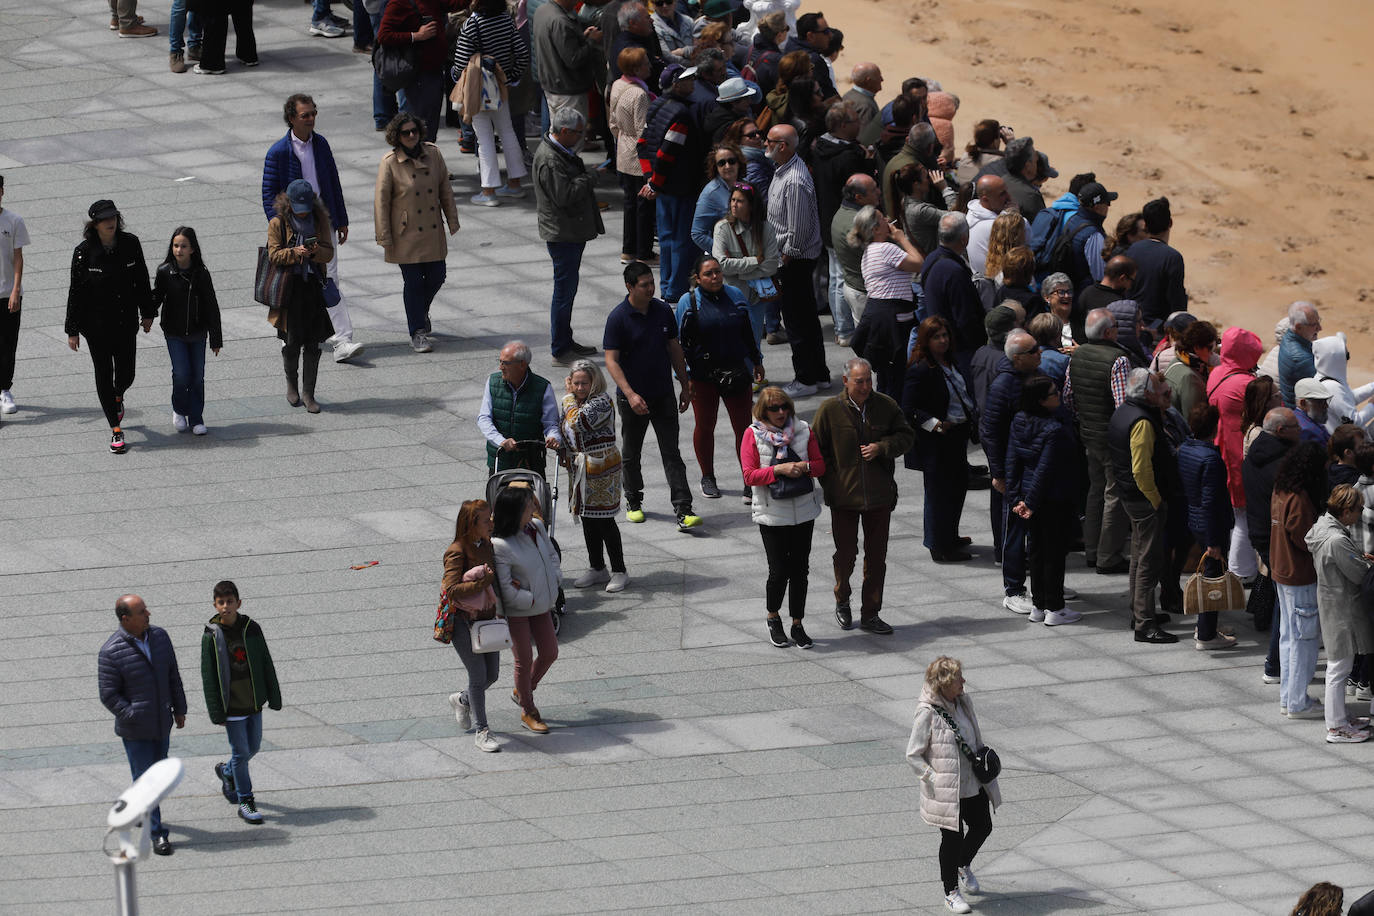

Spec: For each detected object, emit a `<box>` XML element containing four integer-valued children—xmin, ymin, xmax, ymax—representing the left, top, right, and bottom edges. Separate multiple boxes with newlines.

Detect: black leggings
<box><xmin>759</xmin><ymin>520</ymin><xmax>814</xmax><ymax>619</ymax></box>
<box><xmin>87</xmin><ymin>330</ymin><xmax>137</xmax><ymax>428</ymax></box>
<box><xmin>939</xmin><ymin>789</ymin><xmax>992</xmax><ymax>893</ymax></box>
<box><xmin>582</xmin><ymin>516</ymin><xmax>625</xmax><ymax>572</ymax></box>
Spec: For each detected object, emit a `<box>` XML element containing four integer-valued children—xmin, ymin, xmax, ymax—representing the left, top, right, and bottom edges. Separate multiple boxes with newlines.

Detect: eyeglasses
<box><xmin>764</xmin><ymin>137</ymin><xmax>786</xmax><ymax>146</ymax></box>
<box><xmin>1050</xmin><ymin>289</ymin><xmax>1073</xmax><ymax>299</ymax></box>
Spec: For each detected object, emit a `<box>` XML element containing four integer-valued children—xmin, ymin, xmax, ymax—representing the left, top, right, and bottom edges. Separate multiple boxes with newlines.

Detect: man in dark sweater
<box><xmin>1124</xmin><ymin>196</ymin><xmax>1186</xmax><ymax>327</ymax></box>
<box><xmin>920</xmin><ymin>212</ymin><xmax>982</xmax><ymax>378</ymax></box>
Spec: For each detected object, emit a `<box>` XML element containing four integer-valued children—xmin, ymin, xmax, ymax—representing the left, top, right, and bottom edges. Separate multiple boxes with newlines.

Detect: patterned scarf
<box><xmin>752</xmin><ymin>415</ymin><xmax>794</xmax><ymax>450</ymax></box>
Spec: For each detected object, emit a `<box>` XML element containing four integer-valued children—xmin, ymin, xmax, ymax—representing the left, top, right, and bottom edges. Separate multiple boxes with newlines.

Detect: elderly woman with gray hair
<box><xmin>1040</xmin><ymin>272</ymin><xmax>1079</xmax><ymax>345</ymax></box>
<box><xmin>560</xmin><ymin>359</ymin><xmax>629</xmax><ymax>593</ymax></box>
<box><xmin>847</xmin><ymin>205</ymin><xmax>923</xmax><ymax>401</ymax></box>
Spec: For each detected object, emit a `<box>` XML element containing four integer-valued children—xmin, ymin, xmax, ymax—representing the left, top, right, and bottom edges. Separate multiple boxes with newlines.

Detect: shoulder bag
<box><xmin>1182</xmin><ymin>557</ymin><xmax>1246</xmax><ymax>615</ymax></box>
<box><xmin>372</xmin><ymin>0</ymin><xmax>420</xmax><ymax>92</ymax></box>
<box><xmin>253</xmin><ymin>245</ymin><xmax>290</xmax><ymax>311</ymax></box>
<box><xmin>681</xmin><ymin>290</ymin><xmax>751</xmax><ymax>396</ymax></box>
<box><xmin>932</xmin><ymin>704</ymin><xmax>1001</xmax><ymax>784</ymax></box>
<box><xmin>731</xmin><ymin>227</ymin><xmax>779</xmax><ymax>301</ymax></box>
<box><xmin>470</xmin><ymin>616</ymin><xmax>511</xmax><ymax>653</ymax></box>
<box><xmin>432</xmin><ymin>589</ymin><xmax>455</xmax><ymax>643</ymax></box>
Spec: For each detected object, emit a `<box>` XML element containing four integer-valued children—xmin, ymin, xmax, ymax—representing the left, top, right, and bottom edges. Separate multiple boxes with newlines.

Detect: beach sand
<box><xmin>824</xmin><ymin>0</ymin><xmax>1374</xmax><ymax>360</ymax></box>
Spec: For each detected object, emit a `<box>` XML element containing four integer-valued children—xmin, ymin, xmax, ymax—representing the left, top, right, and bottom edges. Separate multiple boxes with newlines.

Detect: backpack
<box><xmin>1028</xmin><ymin>206</ymin><xmax>1072</xmax><ymax>272</ymax></box>
<box><xmin>1040</xmin><ymin>213</ymin><xmax>1098</xmax><ymax>286</ymax></box>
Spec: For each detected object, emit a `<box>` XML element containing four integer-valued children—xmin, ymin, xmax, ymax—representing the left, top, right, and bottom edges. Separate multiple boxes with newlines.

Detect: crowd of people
<box><xmin>41</xmin><ymin>0</ymin><xmax>1374</xmax><ymax>909</ymax></box>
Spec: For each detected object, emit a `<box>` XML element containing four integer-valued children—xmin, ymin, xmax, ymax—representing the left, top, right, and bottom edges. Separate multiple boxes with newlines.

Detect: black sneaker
<box><xmin>835</xmin><ymin>602</ymin><xmax>853</xmax><ymax>630</ymax></box>
<box><xmin>109</xmin><ymin>429</ymin><xmax>128</xmax><ymax>454</ymax></box>
<box><xmin>790</xmin><ymin>622</ymin><xmax>813</xmax><ymax>649</ymax></box>
<box><xmin>570</xmin><ymin>341</ymin><xmax>598</xmax><ymax>356</ymax></box>
<box><xmin>767</xmin><ymin>617</ymin><xmax>790</xmax><ymax>647</ymax></box>
<box><xmin>214</xmin><ymin>762</ymin><xmax>235</xmax><ymax>803</ymax></box>
<box><xmin>1095</xmin><ymin>558</ymin><xmax>1129</xmax><ymax>575</ymax></box>
<box><xmin>701</xmin><ymin>476</ymin><xmax>721</xmax><ymax>499</ymax></box>
<box><xmin>859</xmin><ymin>616</ymin><xmax>894</xmax><ymax>635</ymax></box>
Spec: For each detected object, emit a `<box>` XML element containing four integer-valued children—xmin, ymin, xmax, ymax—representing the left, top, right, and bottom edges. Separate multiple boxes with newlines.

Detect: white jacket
<box><xmin>1314</xmin><ymin>332</ymin><xmax>1374</xmax><ymax>435</ymax></box>
<box><xmin>748</xmin><ymin>422</ymin><xmax>824</xmax><ymax>527</ymax></box>
<box><xmin>493</xmin><ymin>519</ymin><xmax>562</xmax><ymax>617</ymax></box>
<box><xmin>906</xmin><ymin>685</ymin><xmax>1001</xmax><ymax>831</ymax></box>
<box><xmin>965</xmin><ymin>201</ymin><xmax>1027</xmax><ymax>277</ymax></box>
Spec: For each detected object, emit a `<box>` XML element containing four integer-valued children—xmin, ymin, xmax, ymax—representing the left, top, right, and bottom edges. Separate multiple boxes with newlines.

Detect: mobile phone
<box><xmin>303</xmin><ymin>236</ymin><xmax>317</xmax><ymax>248</ymax></box>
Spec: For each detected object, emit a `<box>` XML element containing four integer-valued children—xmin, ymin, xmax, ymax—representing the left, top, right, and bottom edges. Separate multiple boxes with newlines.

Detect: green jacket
<box><xmin>812</xmin><ymin>392</ymin><xmax>915</xmax><ymax>511</ymax></box>
<box><xmin>201</xmin><ymin>614</ymin><xmax>282</xmax><ymax>725</ymax></box>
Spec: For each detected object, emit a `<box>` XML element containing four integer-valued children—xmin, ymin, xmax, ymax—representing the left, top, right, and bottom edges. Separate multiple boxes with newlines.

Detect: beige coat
<box><xmin>906</xmin><ymin>685</ymin><xmax>1001</xmax><ymax>831</ymax></box>
<box><xmin>609</xmin><ymin>76</ymin><xmax>650</xmax><ymax>177</ymax></box>
<box><xmin>374</xmin><ymin>143</ymin><xmax>460</xmax><ymax>265</ymax></box>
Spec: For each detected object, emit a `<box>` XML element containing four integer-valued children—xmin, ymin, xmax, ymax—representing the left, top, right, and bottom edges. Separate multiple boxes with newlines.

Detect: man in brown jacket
<box><xmin>812</xmin><ymin>357</ymin><xmax>915</xmax><ymax>635</ymax></box>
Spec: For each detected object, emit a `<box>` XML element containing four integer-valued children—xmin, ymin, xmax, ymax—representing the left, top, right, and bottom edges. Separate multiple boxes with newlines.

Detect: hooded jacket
<box><xmin>201</xmin><ymin>613</ymin><xmax>282</xmax><ymax>725</ymax></box>
<box><xmin>810</xmin><ymin>134</ymin><xmax>876</xmax><ymax>248</ymax></box>
<box><xmin>1206</xmin><ymin>326</ymin><xmax>1263</xmax><ymax>507</ymax></box>
<box><xmin>906</xmin><ymin>684</ymin><xmax>1001</xmax><ymax>831</ymax></box>
<box><xmin>1242</xmin><ymin>430</ymin><xmax>1293</xmax><ymax>553</ymax></box>
<box><xmin>1305</xmin><ymin>512</ymin><xmax>1374</xmax><ymax>659</ymax></box>
<box><xmin>1313</xmin><ymin>332</ymin><xmax>1374</xmax><ymax>434</ymax></box>
<box><xmin>964</xmin><ymin>198</ymin><xmax>999</xmax><ymax>275</ymax></box>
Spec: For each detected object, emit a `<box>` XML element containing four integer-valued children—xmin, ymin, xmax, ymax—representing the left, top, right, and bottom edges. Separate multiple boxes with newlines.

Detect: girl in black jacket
<box><xmin>152</xmin><ymin>227</ymin><xmax>223</xmax><ymax>436</ymax></box>
<box><xmin>64</xmin><ymin>199</ymin><xmax>154</xmax><ymax>454</ymax></box>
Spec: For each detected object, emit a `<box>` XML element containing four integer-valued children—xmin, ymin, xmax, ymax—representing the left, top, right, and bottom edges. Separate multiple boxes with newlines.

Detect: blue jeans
<box><xmin>826</xmin><ymin>248</ymin><xmax>854</xmax><ymax>339</ymax></box>
<box><xmin>225</xmin><ymin>713</ymin><xmax>263</xmax><ymax>801</ymax></box>
<box><xmin>122</xmin><ymin>733</ymin><xmax>171</xmax><ymax>839</ymax></box>
<box><xmin>1276</xmin><ymin>582</ymin><xmax>1321</xmax><ymax>714</ymax></box>
<box><xmin>311</xmin><ymin>0</ymin><xmax>332</xmax><ymax>23</ymax></box>
<box><xmin>656</xmin><ymin>194</ymin><xmax>695</xmax><ymax>303</ymax></box>
<box><xmin>398</xmin><ymin>261</ymin><xmax>447</xmax><ymax>336</ymax></box>
<box><xmin>165</xmin><ymin>333</ymin><xmax>207</xmax><ymax>425</ymax></box>
<box><xmin>398</xmin><ymin>71</ymin><xmax>444</xmax><ymax>143</ymax></box>
<box><xmin>370</xmin><ymin>8</ymin><xmax>398</xmax><ymax>129</ymax></box>
<box><xmin>547</xmin><ymin>241</ymin><xmax>584</xmax><ymax>357</ymax></box>
<box><xmin>169</xmin><ymin>0</ymin><xmax>202</xmax><ymax>52</ymax></box>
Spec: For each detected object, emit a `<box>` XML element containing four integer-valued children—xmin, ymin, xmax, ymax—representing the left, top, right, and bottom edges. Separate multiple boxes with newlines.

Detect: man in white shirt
<box><xmin>0</xmin><ymin>174</ymin><xmax>28</xmax><ymax>416</ymax></box>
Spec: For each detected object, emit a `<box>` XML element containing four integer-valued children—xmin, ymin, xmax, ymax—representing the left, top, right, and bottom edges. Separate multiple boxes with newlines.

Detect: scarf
<box><xmin>1175</xmin><ymin>346</ymin><xmax>1209</xmax><ymax>378</ymax></box>
<box><xmin>621</xmin><ymin>74</ymin><xmax>655</xmax><ymax>101</ymax></box>
<box><xmin>752</xmin><ymin>415</ymin><xmax>794</xmax><ymax>450</ymax></box>
<box><xmin>402</xmin><ymin>141</ymin><xmax>424</xmax><ymax>160</ymax></box>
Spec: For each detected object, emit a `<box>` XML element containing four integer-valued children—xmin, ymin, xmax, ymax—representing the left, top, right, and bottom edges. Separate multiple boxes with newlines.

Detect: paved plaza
<box><xmin>1</xmin><ymin>1</ymin><xmax>1372</xmax><ymax>913</ymax></box>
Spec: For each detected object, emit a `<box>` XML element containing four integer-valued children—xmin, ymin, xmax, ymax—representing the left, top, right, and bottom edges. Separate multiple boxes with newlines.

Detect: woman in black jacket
<box><xmin>902</xmin><ymin>316</ymin><xmax>973</xmax><ymax>562</ymax></box>
<box><xmin>65</xmin><ymin>199</ymin><xmax>155</xmax><ymax>455</ymax></box>
<box><xmin>1007</xmin><ymin>375</ymin><xmax>1082</xmax><ymax>626</ymax></box>
<box><xmin>152</xmin><ymin>227</ymin><xmax>223</xmax><ymax>436</ymax></box>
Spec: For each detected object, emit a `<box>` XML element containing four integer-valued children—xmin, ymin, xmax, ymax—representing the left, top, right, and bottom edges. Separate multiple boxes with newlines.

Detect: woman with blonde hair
<box><xmin>982</xmin><ymin>209</ymin><xmax>1026</xmax><ymax>283</ymax></box>
<box><xmin>907</xmin><ymin>656</ymin><xmax>1000</xmax><ymax>914</ymax></box>
<box><xmin>561</xmin><ymin>359</ymin><xmax>628</xmax><ymax>593</ymax></box>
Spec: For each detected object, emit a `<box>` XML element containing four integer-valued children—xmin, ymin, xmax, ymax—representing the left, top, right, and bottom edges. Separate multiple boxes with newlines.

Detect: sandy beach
<box><xmin>825</xmin><ymin>0</ymin><xmax>1374</xmax><ymax>363</ymax></box>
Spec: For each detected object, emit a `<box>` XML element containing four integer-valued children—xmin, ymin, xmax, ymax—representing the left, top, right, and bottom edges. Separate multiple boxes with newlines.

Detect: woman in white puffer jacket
<box><xmin>907</xmin><ymin>656</ymin><xmax>1002</xmax><ymax>914</ymax></box>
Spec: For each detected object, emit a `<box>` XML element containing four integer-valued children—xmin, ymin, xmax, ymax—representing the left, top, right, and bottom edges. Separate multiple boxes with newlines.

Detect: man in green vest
<box><xmin>477</xmin><ymin>340</ymin><xmax>562</xmax><ymax>475</ymax></box>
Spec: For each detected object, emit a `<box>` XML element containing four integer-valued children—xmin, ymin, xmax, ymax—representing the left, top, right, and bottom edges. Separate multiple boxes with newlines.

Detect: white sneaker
<box><xmin>945</xmin><ymin>889</ymin><xmax>972</xmax><ymax>914</ymax></box>
<box><xmin>1027</xmin><ymin>607</ymin><xmax>1046</xmax><ymax>623</ymax></box>
<box><xmin>780</xmin><ymin>379</ymin><xmax>818</xmax><ymax>399</ymax></box>
<box><xmin>191</xmin><ymin>423</ymin><xmax>208</xmax><ymax>436</ymax></box>
<box><xmin>173</xmin><ymin>411</ymin><xmax>188</xmax><ymax>432</ymax></box>
<box><xmin>1044</xmin><ymin>608</ymin><xmax>1082</xmax><ymax>626</ymax></box>
<box><xmin>448</xmin><ymin>692</ymin><xmax>471</xmax><ymax>730</ymax></box>
<box><xmin>573</xmin><ymin>567</ymin><xmax>610</xmax><ymax>588</ymax></box>
<box><xmin>1194</xmin><ymin>633</ymin><xmax>1237</xmax><ymax>650</ymax></box>
<box><xmin>309</xmin><ymin>19</ymin><xmax>346</xmax><ymax>37</ymax></box>
<box><xmin>1287</xmin><ymin>701</ymin><xmax>1325</xmax><ymax>720</ymax></box>
<box><xmin>474</xmin><ymin>727</ymin><xmax>501</xmax><ymax>752</ymax></box>
<box><xmin>0</xmin><ymin>390</ymin><xmax>15</xmax><ymax>414</ymax></box>
<box><xmin>1002</xmin><ymin>593</ymin><xmax>1034</xmax><ymax>615</ymax></box>
<box><xmin>958</xmin><ymin>866</ymin><xmax>980</xmax><ymax>895</ymax></box>
<box><xmin>333</xmin><ymin>339</ymin><xmax>364</xmax><ymax>362</ymax></box>
<box><xmin>606</xmin><ymin>571</ymin><xmax>630</xmax><ymax>593</ymax></box>
<box><xmin>1062</xmin><ymin>586</ymin><xmax>1078</xmax><ymax>600</ymax></box>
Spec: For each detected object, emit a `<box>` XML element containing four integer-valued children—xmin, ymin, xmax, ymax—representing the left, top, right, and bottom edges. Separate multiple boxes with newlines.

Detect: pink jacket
<box><xmin>1206</xmin><ymin>326</ymin><xmax>1263</xmax><ymax>507</ymax></box>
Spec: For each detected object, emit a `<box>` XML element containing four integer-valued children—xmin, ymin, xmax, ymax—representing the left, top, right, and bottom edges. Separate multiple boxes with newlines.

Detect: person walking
<box><xmin>491</xmin><ymin>486</ymin><xmax>562</xmax><ymax>734</ymax></box>
<box><xmin>561</xmin><ymin>359</ymin><xmax>630</xmax><ymax>593</ymax></box>
<box><xmin>151</xmin><ymin>226</ymin><xmax>222</xmax><ymax>436</ymax></box>
<box><xmin>452</xmin><ymin>0</ymin><xmax>530</xmax><ymax>205</ymax></box>
<box><xmin>65</xmin><ymin>199</ymin><xmax>155</xmax><ymax>455</ymax></box>
<box><xmin>98</xmin><ymin>595</ymin><xmax>186</xmax><ymax>856</ymax></box>
<box><xmin>267</xmin><ymin>179</ymin><xmax>335</xmax><ymax>413</ymax></box>
<box><xmin>0</xmin><ymin>174</ymin><xmax>27</xmax><ymax>418</ymax></box>
<box><xmin>742</xmin><ymin>385</ymin><xmax>825</xmax><ymax>648</ymax></box>
<box><xmin>676</xmin><ymin>255</ymin><xmax>765</xmax><ymax>500</ymax></box>
<box><xmin>907</xmin><ymin>656</ymin><xmax>1001</xmax><ymax>915</ymax></box>
<box><xmin>442</xmin><ymin>498</ymin><xmax>503</xmax><ymax>753</ymax></box>
<box><xmin>201</xmin><ymin>580</ymin><xmax>281</xmax><ymax>824</ymax></box>
<box><xmin>374</xmin><ymin>0</ymin><xmax>450</xmax><ymax>142</ymax></box>
<box><xmin>1307</xmin><ymin>485</ymin><xmax>1374</xmax><ymax>743</ymax></box>
<box><xmin>373</xmin><ymin>112</ymin><xmax>460</xmax><ymax>353</ymax></box>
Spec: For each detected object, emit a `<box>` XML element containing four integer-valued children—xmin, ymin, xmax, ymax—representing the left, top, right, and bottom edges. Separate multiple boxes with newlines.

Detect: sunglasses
<box><xmin>765</xmin><ymin>404</ymin><xmax>789</xmax><ymax>412</ymax></box>
<box><xmin>732</xmin><ymin>181</ymin><xmax>755</xmax><ymax>192</ymax></box>
<box><xmin>399</xmin><ymin>127</ymin><xmax>420</xmax><ymax>136</ymax></box>
<box><xmin>715</xmin><ymin>157</ymin><xmax>740</xmax><ymax>167</ymax></box>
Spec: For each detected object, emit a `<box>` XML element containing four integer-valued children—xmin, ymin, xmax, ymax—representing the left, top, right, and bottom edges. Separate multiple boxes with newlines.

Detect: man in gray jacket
<box><xmin>533</xmin><ymin>0</ymin><xmax>603</xmax><ymax>150</ymax></box>
<box><xmin>97</xmin><ymin>594</ymin><xmax>187</xmax><ymax>856</ymax></box>
<box><xmin>533</xmin><ymin>109</ymin><xmax>605</xmax><ymax>365</ymax></box>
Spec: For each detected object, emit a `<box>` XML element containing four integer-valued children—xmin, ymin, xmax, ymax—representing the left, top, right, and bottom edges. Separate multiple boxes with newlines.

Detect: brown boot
<box><xmin>169</xmin><ymin>50</ymin><xmax>186</xmax><ymax>72</ymax></box>
<box><xmin>301</xmin><ymin>347</ymin><xmax>322</xmax><ymax>413</ymax></box>
<box><xmin>119</xmin><ymin>23</ymin><xmax>158</xmax><ymax>37</ymax></box>
<box><xmin>282</xmin><ymin>349</ymin><xmax>301</xmax><ymax>407</ymax></box>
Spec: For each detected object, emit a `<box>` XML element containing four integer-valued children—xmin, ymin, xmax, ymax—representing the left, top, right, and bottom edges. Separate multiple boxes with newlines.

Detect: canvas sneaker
<box><xmin>238</xmin><ymin>797</ymin><xmax>264</xmax><ymax>824</ymax></box>
<box><xmin>474</xmin><ymin>727</ymin><xmax>500</xmax><ymax>752</ymax></box>
<box><xmin>945</xmin><ymin>889</ymin><xmax>972</xmax><ymax>913</ymax></box>
<box><xmin>448</xmin><ymin>692</ymin><xmax>471</xmax><ymax>730</ymax></box>
<box><xmin>1044</xmin><ymin>608</ymin><xmax>1082</xmax><ymax>626</ymax></box>
<box><xmin>1002</xmin><ymin>592</ymin><xmax>1034</xmax><ymax>615</ymax></box>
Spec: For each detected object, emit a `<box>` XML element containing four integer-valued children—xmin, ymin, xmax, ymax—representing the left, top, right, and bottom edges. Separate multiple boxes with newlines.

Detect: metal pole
<box><xmin>114</xmin><ymin>858</ymin><xmax>138</xmax><ymax>916</ymax></box>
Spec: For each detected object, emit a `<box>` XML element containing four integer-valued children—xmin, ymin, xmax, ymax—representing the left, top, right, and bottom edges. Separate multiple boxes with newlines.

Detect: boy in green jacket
<box><xmin>201</xmin><ymin>580</ymin><xmax>282</xmax><ymax>824</ymax></box>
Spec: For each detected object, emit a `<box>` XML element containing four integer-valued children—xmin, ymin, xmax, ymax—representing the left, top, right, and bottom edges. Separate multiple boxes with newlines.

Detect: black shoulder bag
<box><xmin>767</xmin><ymin>443</ymin><xmax>815</xmax><ymax>500</ymax></box>
<box><xmin>372</xmin><ymin>0</ymin><xmax>421</xmax><ymax>92</ymax></box>
<box><xmin>932</xmin><ymin>704</ymin><xmax>1001</xmax><ymax>784</ymax></box>
<box><xmin>681</xmin><ymin>290</ymin><xmax>751</xmax><ymax>397</ymax></box>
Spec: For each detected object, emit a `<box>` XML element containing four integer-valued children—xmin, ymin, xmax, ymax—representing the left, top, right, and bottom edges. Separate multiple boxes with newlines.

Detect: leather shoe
<box><xmin>930</xmin><ymin>549</ymin><xmax>973</xmax><ymax>562</ymax></box>
<box><xmin>570</xmin><ymin>341</ymin><xmax>598</xmax><ymax>356</ymax></box>
<box><xmin>152</xmin><ymin>836</ymin><xmax>173</xmax><ymax>856</ymax></box>
<box><xmin>834</xmin><ymin>602</ymin><xmax>853</xmax><ymax>630</ymax></box>
<box><xmin>859</xmin><ymin>616</ymin><xmax>894</xmax><ymax>635</ymax></box>
<box><xmin>521</xmin><ymin>712</ymin><xmax>550</xmax><ymax>734</ymax></box>
<box><xmin>1095</xmin><ymin>558</ymin><xmax>1130</xmax><ymax>575</ymax></box>
<box><xmin>955</xmin><ymin>536</ymin><xmax>972</xmax><ymax>547</ymax></box>
<box><xmin>1134</xmin><ymin>625</ymin><xmax>1179</xmax><ymax>644</ymax></box>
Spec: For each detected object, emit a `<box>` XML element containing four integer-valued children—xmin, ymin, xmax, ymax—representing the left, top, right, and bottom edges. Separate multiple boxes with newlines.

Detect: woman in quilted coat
<box><xmin>907</xmin><ymin>656</ymin><xmax>1001</xmax><ymax>914</ymax></box>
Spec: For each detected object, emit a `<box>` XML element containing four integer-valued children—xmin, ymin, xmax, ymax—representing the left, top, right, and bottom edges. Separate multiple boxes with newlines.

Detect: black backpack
<box><xmin>1041</xmin><ymin>214</ymin><xmax>1098</xmax><ymax>287</ymax></box>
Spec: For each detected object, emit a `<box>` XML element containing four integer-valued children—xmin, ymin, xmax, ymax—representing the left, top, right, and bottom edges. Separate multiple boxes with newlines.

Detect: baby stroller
<box><xmin>488</xmin><ymin>442</ymin><xmax>567</xmax><ymax>633</ymax></box>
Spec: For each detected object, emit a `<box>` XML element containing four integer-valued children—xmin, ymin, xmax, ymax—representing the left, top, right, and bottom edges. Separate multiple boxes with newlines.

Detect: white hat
<box><xmin>1294</xmin><ymin>378</ymin><xmax>1331</xmax><ymax>402</ymax></box>
<box><xmin>715</xmin><ymin>77</ymin><xmax>756</xmax><ymax>104</ymax></box>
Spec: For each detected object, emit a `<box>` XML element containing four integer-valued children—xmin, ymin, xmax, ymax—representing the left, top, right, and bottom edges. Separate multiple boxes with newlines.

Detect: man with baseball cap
<box><xmin>1057</xmin><ymin>179</ymin><xmax>1118</xmax><ymax>292</ymax></box>
<box><xmin>1293</xmin><ymin>378</ymin><xmax>1332</xmax><ymax>446</ymax></box>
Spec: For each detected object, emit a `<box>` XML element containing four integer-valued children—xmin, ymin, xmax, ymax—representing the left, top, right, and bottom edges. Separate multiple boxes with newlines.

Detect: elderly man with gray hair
<box><xmin>1278</xmin><ymin>300</ymin><xmax>1321</xmax><ymax>409</ymax></box>
<box><xmin>477</xmin><ymin>339</ymin><xmax>563</xmax><ymax>476</ymax></box>
<box><xmin>811</xmin><ymin>356</ymin><xmax>915</xmax><ymax>635</ymax></box>
<box><xmin>1108</xmin><ymin>368</ymin><xmax>1179</xmax><ymax>642</ymax></box>
<box><xmin>1064</xmin><ymin>307</ymin><xmax>1134</xmax><ymax>574</ymax></box>
<box><xmin>919</xmin><ymin>212</ymin><xmax>982</xmax><ymax>377</ymax></box>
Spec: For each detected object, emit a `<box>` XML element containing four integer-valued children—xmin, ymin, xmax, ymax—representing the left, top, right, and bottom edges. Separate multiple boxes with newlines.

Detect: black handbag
<box><xmin>681</xmin><ymin>290</ymin><xmax>752</xmax><ymax>396</ymax></box>
<box><xmin>372</xmin><ymin>0</ymin><xmax>420</xmax><ymax>92</ymax></box>
<box><xmin>767</xmin><ymin>445</ymin><xmax>815</xmax><ymax>500</ymax></box>
<box><xmin>933</xmin><ymin>705</ymin><xmax>1001</xmax><ymax>784</ymax></box>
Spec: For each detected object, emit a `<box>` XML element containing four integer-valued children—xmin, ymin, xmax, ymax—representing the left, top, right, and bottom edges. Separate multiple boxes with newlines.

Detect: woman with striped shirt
<box><xmin>848</xmin><ymin>205</ymin><xmax>923</xmax><ymax>401</ymax></box>
<box><xmin>452</xmin><ymin>0</ymin><xmax>530</xmax><ymax>206</ymax></box>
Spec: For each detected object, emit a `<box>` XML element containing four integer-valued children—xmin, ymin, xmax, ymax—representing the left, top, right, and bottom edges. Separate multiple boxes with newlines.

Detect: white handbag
<box><xmin>470</xmin><ymin>617</ymin><xmax>512</xmax><ymax>653</ymax></box>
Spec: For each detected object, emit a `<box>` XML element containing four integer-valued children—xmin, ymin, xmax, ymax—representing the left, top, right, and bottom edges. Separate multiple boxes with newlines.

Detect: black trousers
<box><xmin>759</xmin><ymin>520</ymin><xmax>814</xmax><ymax>619</ymax></box>
<box><xmin>198</xmin><ymin>0</ymin><xmax>256</xmax><ymax>69</ymax></box>
<box><xmin>922</xmin><ymin>426</ymin><xmax>970</xmax><ymax>552</ymax></box>
<box><xmin>939</xmin><ymin>788</ymin><xmax>993</xmax><ymax>893</ymax></box>
<box><xmin>777</xmin><ymin>257</ymin><xmax>828</xmax><ymax>385</ymax></box>
<box><xmin>617</xmin><ymin>391</ymin><xmax>692</xmax><ymax>513</ymax></box>
<box><xmin>0</xmin><ymin>299</ymin><xmax>18</xmax><ymax>390</ymax></box>
<box><xmin>582</xmin><ymin>516</ymin><xmax>625</xmax><ymax>572</ymax></box>
<box><xmin>86</xmin><ymin>329</ymin><xmax>137</xmax><ymax>428</ymax></box>
<box><xmin>617</xmin><ymin>172</ymin><xmax>655</xmax><ymax>259</ymax></box>
<box><xmin>1027</xmin><ymin>499</ymin><xmax>1072</xmax><ymax>611</ymax></box>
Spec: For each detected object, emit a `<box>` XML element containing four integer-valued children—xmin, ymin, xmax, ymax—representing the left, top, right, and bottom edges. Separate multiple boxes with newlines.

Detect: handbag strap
<box><xmin>931</xmin><ymin>703</ymin><xmax>981</xmax><ymax>767</ymax></box>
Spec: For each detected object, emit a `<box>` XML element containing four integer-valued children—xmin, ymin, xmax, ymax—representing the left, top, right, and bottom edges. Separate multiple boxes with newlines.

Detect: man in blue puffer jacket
<box><xmin>98</xmin><ymin>594</ymin><xmax>187</xmax><ymax>856</ymax></box>
<box><xmin>1277</xmin><ymin>300</ymin><xmax>1320</xmax><ymax>408</ymax></box>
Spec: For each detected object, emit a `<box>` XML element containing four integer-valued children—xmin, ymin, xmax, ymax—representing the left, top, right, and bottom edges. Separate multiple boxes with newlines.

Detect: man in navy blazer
<box><xmin>98</xmin><ymin>594</ymin><xmax>187</xmax><ymax>856</ymax></box>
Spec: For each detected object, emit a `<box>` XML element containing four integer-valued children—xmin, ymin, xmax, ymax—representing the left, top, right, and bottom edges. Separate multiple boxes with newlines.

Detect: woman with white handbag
<box><xmin>441</xmin><ymin>499</ymin><xmax>502</xmax><ymax>753</ymax></box>
<box><xmin>492</xmin><ymin>486</ymin><xmax>562</xmax><ymax>734</ymax></box>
